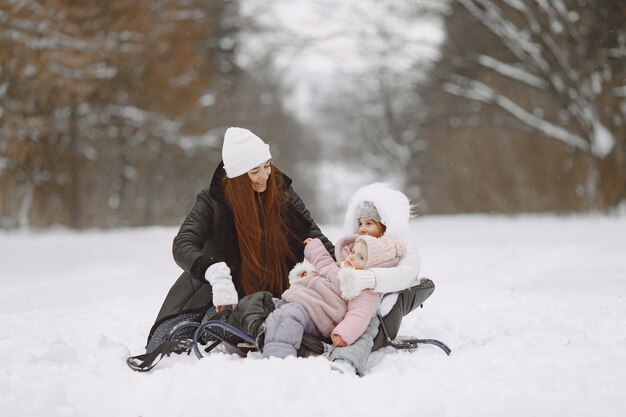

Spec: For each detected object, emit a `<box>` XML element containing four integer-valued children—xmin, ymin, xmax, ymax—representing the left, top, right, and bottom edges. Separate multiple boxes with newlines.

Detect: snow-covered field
<box><xmin>1</xmin><ymin>214</ymin><xmax>625</xmax><ymax>417</ymax></box>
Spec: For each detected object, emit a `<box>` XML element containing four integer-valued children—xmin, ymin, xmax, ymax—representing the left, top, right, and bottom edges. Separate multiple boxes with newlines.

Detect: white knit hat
<box><xmin>222</xmin><ymin>127</ymin><xmax>272</xmax><ymax>178</ymax></box>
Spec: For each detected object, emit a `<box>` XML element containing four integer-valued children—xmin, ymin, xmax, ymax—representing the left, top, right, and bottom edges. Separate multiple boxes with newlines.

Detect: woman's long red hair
<box><xmin>223</xmin><ymin>165</ymin><xmax>300</xmax><ymax>296</ymax></box>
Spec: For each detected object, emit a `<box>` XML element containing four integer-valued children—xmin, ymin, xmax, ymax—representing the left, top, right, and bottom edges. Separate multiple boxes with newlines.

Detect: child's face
<box><xmin>344</xmin><ymin>241</ymin><xmax>368</xmax><ymax>270</ymax></box>
<box><xmin>358</xmin><ymin>217</ymin><xmax>383</xmax><ymax>238</ymax></box>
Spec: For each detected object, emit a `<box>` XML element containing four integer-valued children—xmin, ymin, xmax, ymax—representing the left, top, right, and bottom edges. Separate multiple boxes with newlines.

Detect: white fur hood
<box><xmin>343</xmin><ymin>182</ymin><xmax>412</xmax><ymax>240</ymax></box>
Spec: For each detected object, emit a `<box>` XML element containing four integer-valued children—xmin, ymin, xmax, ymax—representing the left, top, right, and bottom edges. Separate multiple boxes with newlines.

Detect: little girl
<box><xmin>261</xmin><ymin>233</ymin><xmax>406</xmax><ymax>358</ymax></box>
<box><xmin>329</xmin><ymin>182</ymin><xmax>422</xmax><ymax>375</ymax></box>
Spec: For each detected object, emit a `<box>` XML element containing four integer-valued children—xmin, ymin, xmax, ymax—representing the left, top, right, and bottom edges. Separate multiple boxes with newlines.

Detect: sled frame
<box><xmin>182</xmin><ymin>279</ymin><xmax>451</xmax><ymax>358</ymax></box>
<box><xmin>127</xmin><ymin>279</ymin><xmax>451</xmax><ymax>371</ymax></box>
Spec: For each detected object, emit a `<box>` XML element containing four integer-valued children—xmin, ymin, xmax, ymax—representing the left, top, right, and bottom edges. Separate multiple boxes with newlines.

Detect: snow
<box><xmin>1</xmin><ymin>214</ymin><xmax>626</xmax><ymax>417</ymax></box>
<box><xmin>591</xmin><ymin>119</ymin><xmax>615</xmax><ymax>158</ymax></box>
<box><xmin>477</xmin><ymin>55</ymin><xmax>545</xmax><ymax>89</ymax></box>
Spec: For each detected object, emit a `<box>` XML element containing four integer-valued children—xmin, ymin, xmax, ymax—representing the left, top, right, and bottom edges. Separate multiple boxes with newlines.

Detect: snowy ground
<box><xmin>1</xmin><ymin>214</ymin><xmax>625</xmax><ymax>417</ymax></box>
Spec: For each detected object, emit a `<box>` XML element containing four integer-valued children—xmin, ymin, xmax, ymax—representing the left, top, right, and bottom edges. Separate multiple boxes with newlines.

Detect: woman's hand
<box><xmin>205</xmin><ymin>262</ymin><xmax>238</xmax><ymax>310</ymax></box>
<box><xmin>303</xmin><ymin>238</ymin><xmax>313</xmax><ymax>245</ymax></box>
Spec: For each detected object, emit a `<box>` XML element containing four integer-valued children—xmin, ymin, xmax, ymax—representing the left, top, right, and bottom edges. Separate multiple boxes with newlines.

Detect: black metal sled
<box><xmin>377</xmin><ymin>312</ymin><xmax>452</xmax><ymax>355</ymax></box>
<box><xmin>376</xmin><ymin>278</ymin><xmax>452</xmax><ymax>355</ymax></box>
<box><xmin>126</xmin><ymin>278</ymin><xmax>451</xmax><ymax>372</ymax></box>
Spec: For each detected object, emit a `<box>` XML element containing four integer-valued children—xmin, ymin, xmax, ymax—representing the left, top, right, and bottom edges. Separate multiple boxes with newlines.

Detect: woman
<box><xmin>145</xmin><ymin>127</ymin><xmax>334</xmax><ymax>353</ymax></box>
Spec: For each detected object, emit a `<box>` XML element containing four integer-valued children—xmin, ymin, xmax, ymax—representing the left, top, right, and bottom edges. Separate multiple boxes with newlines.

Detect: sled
<box><xmin>126</xmin><ymin>278</ymin><xmax>450</xmax><ymax>372</ymax></box>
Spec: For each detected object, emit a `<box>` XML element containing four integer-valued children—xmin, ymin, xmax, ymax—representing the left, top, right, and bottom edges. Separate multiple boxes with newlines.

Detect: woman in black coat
<box><xmin>146</xmin><ymin>127</ymin><xmax>334</xmax><ymax>352</ymax></box>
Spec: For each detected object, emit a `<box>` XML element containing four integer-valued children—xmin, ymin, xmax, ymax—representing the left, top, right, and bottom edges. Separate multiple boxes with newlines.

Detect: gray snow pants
<box><xmin>263</xmin><ymin>300</ymin><xmax>322</xmax><ymax>358</ymax></box>
<box><xmin>328</xmin><ymin>315</ymin><xmax>379</xmax><ymax>376</ymax></box>
<box><xmin>327</xmin><ymin>285</ymin><xmax>428</xmax><ymax>375</ymax></box>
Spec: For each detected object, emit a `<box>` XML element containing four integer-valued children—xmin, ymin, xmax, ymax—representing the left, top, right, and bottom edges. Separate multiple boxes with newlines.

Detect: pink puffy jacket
<box><xmin>282</xmin><ymin>237</ymin><xmax>390</xmax><ymax>345</ymax></box>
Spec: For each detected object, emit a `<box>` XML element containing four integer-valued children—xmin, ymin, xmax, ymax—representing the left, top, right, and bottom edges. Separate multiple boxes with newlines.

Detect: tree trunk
<box><xmin>69</xmin><ymin>100</ymin><xmax>82</xmax><ymax>229</ymax></box>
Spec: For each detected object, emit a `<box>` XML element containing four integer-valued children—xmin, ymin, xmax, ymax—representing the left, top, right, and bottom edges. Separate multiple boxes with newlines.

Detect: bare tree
<box><xmin>240</xmin><ymin>0</ymin><xmax>446</xmax><ymax>213</ymax></box>
<box><xmin>446</xmin><ymin>0</ymin><xmax>622</xmax><ymax>157</ymax></box>
<box><xmin>0</xmin><ymin>0</ymin><xmax>231</xmax><ymax>228</ymax></box>
<box><xmin>1</xmin><ymin>0</ymin><xmax>322</xmax><ymax>228</ymax></box>
<box><xmin>419</xmin><ymin>0</ymin><xmax>625</xmax><ymax>213</ymax></box>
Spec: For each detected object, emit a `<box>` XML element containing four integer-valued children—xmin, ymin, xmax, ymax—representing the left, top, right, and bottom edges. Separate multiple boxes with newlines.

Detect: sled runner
<box><xmin>126</xmin><ymin>278</ymin><xmax>451</xmax><ymax>372</ymax></box>
<box><xmin>376</xmin><ymin>278</ymin><xmax>452</xmax><ymax>356</ymax></box>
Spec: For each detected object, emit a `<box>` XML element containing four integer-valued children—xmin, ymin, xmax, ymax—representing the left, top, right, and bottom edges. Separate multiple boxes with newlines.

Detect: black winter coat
<box><xmin>147</xmin><ymin>163</ymin><xmax>334</xmax><ymax>342</ymax></box>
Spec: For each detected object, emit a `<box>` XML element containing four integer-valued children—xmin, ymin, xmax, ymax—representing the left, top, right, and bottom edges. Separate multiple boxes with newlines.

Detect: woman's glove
<box><xmin>205</xmin><ymin>262</ymin><xmax>238</xmax><ymax>308</ymax></box>
<box><xmin>338</xmin><ymin>269</ymin><xmax>376</xmax><ymax>300</ymax></box>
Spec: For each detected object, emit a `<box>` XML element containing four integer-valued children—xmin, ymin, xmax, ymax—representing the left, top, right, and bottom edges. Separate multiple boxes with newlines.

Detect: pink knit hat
<box><xmin>356</xmin><ymin>235</ymin><xmax>406</xmax><ymax>268</ymax></box>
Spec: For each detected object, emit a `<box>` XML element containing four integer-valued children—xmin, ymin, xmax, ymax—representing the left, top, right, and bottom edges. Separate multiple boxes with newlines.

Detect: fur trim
<box><xmin>338</xmin><ymin>268</ymin><xmax>361</xmax><ymax>300</ymax></box>
<box><xmin>343</xmin><ymin>182</ymin><xmax>412</xmax><ymax>240</ymax></box>
<box><xmin>288</xmin><ymin>259</ymin><xmax>314</xmax><ymax>285</ymax></box>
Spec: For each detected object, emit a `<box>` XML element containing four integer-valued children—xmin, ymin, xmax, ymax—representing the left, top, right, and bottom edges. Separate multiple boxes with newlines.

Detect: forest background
<box><xmin>1</xmin><ymin>0</ymin><xmax>624</xmax><ymax>229</ymax></box>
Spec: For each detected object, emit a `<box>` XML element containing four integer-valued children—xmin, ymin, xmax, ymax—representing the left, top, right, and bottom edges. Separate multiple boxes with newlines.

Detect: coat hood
<box><xmin>334</xmin><ymin>234</ymin><xmax>358</xmax><ymax>264</ymax></box>
<box><xmin>343</xmin><ymin>182</ymin><xmax>412</xmax><ymax>240</ymax></box>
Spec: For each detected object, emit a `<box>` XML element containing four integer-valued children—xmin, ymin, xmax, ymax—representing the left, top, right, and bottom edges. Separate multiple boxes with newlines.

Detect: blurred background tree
<box><xmin>0</xmin><ymin>0</ymin><xmax>319</xmax><ymax>228</ymax></box>
<box><xmin>1</xmin><ymin>0</ymin><xmax>624</xmax><ymax>229</ymax></box>
<box><xmin>418</xmin><ymin>0</ymin><xmax>626</xmax><ymax>213</ymax></box>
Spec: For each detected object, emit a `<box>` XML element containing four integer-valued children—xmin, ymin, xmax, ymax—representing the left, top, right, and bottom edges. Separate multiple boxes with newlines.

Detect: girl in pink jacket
<box><xmin>262</xmin><ymin>234</ymin><xmax>406</xmax><ymax>358</ymax></box>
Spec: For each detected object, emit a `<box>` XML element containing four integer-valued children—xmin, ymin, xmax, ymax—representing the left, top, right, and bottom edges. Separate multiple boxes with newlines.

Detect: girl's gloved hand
<box><xmin>338</xmin><ymin>268</ymin><xmax>376</xmax><ymax>300</ymax></box>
